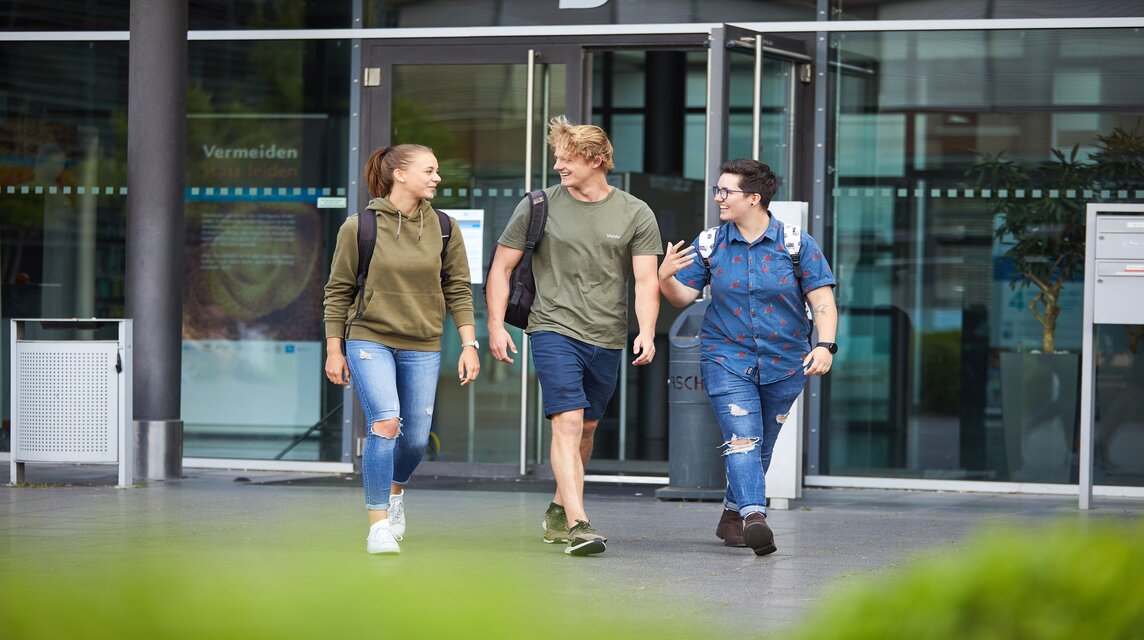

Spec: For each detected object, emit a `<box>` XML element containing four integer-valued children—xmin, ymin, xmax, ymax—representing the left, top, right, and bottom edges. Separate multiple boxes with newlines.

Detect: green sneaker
<box><xmin>564</xmin><ymin>519</ymin><xmax>607</xmax><ymax>556</ymax></box>
<box><xmin>542</xmin><ymin>502</ymin><xmax>569</xmax><ymax>544</ymax></box>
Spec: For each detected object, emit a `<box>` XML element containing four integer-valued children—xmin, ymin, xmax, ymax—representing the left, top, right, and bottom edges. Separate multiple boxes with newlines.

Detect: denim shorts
<box><xmin>530</xmin><ymin>331</ymin><xmax>622</xmax><ymax>420</ymax></box>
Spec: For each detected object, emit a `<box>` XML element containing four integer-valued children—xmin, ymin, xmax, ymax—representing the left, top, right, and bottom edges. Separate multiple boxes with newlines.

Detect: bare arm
<box><xmin>658</xmin><ymin>240</ymin><xmax>702</xmax><ymax>308</ymax></box>
<box><xmin>631</xmin><ymin>254</ymin><xmax>661</xmax><ymax>366</ymax></box>
<box><xmin>485</xmin><ymin>244</ymin><xmax>525</xmax><ymax>363</ymax></box>
<box><xmin>802</xmin><ymin>285</ymin><xmax>838</xmax><ymax>376</ymax></box>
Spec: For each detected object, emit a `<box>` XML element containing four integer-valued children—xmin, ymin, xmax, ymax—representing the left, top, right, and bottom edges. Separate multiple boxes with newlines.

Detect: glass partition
<box><xmin>0</xmin><ymin>40</ymin><xmax>129</xmax><ymax>454</ymax></box>
<box><xmin>181</xmin><ymin>39</ymin><xmax>351</xmax><ymax>462</ymax></box>
<box><xmin>824</xmin><ymin>28</ymin><xmax>1144</xmax><ymax>485</ymax></box>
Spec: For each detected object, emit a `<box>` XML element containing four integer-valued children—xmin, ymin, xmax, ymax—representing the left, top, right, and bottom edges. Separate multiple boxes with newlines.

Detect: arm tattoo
<box><xmin>814</xmin><ymin>303</ymin><xmax>831</xmax><ymax>317</ymax></box>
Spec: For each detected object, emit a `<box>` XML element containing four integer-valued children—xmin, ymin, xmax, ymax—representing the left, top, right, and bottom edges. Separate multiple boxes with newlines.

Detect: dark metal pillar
<box><xmin>643</xmin><ymin>51</ymin><xmax>686</xmax><ymax>176</ymax></box>
<box><xmin>126</xmin><ymin>0</ymin><xmax>187</xmax><ymax>480</ymax></box>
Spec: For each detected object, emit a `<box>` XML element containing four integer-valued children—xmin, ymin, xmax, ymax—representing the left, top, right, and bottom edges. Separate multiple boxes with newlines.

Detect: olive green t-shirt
<box><xmin>498</xmin><ymin>184</ymin><xmax>662</xmax><ymax>349</ymax></box>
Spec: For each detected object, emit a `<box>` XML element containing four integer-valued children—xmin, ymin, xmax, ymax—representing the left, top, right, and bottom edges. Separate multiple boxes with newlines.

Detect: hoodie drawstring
<box><xmin>393</xmin><ymin>206</ymin><xmax>424</xmax><ymax>242</ymax></box>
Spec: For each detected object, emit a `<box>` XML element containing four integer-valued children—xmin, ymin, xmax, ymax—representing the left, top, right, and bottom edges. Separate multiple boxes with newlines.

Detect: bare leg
<box><xmin>550</xmin><ymin>410</ymin><xmax>589</xmax><ymax>523</ymax></box>
<box><xmin>551</xmin><ymin>418</ymin><xmax>598</xmax><ymax>507</ymax></box>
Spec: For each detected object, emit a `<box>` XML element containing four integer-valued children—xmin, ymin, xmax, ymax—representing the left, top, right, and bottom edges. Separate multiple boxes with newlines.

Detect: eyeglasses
<box><xmin>711</xmin><ymin>186</ymin><xmax>750</xmax><ymax>200</ymax></box>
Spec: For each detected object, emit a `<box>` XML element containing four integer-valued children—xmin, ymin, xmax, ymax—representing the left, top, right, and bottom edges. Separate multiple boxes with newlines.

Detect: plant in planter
<box><xmin>970</xmin><ymin>146</ymin><xmax>1088</xmax><ymax>353</ymax></box>
<box><xmin>971</xmin><ymin>123</ymin><xmax>1144</xmax><ymax>352</ymax></box>
<box><xmin>969</xmin><ymin>123</ymin><xmax>1144</xmax><ymax>481</ymax></box>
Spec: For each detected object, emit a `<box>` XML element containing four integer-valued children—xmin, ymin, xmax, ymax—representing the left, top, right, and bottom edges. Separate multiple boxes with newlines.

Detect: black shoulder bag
<box><xmin>485</xmin><ymin>190</ymin><xmax>548</xmax><ymax>329</ymax></box>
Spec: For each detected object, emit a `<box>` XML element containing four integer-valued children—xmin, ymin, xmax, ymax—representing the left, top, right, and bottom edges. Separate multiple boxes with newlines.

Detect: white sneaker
<box><xmin>367</xmin><ymin>520</ymin><xmax>400</xmax><ymax>555</ymax></box>
<box><xmin>388</xmin><ymin>492</ymin><xmax>406</xmax><ymax>541</ymax></box>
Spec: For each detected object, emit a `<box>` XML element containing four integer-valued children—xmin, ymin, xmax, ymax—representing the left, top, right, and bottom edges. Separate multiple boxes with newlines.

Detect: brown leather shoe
<box><xmin>715</xmin><ymin>508</ymin><xmax>745</xmax><ymax>547</ymax></box>
<box><xmin>743</xmin><ymin>513</ymin><xmax>777</xmax><ymax>556</ymax></box>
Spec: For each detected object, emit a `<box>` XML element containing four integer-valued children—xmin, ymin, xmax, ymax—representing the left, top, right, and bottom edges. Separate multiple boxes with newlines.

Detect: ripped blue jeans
<box><xmin>345</xmin><ymin>340</ymin><xmax>441</xmax><ymax>511</ymax></box>
<box><xmin>700</xmin><ymin>361</ymin><xmax>806</xmax><ymax>518</ymax></box>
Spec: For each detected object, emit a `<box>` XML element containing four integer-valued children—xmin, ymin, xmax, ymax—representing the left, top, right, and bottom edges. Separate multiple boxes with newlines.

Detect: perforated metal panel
<box><xmin>13</xmin><ymin>341</ymin><xmax>120</xmax><ymax>463</ymax></box>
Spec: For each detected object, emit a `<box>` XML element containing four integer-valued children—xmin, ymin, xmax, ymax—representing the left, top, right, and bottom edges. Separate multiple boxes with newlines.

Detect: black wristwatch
<box><xmin>815</xmin><ymin>341</ymin><xmax>838</xmax><ymax>354</ymax></box>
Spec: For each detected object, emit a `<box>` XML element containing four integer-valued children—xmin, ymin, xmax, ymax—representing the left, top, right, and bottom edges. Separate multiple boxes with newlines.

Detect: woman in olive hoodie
<box><xmin>323</xmin><ymin>144</ymin><xmax>480</xmax><ymax>555</ymax></box>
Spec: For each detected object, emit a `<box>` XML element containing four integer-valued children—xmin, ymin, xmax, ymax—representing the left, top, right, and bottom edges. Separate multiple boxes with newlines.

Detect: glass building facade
<box><xmin>1</xmin><ymin>1</ymin><xmax>1141</xmax><ymax>496</ymax></box>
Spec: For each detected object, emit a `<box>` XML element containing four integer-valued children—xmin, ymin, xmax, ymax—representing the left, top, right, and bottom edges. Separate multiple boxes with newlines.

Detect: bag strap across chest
<box><xmin>696</xmin><ymin>222</ymin><xmax>802</xmax><ymax>270</ymax></box>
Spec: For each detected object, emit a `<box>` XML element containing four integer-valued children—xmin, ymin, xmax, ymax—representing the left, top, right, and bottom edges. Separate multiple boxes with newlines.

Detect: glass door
<box><xmin>355</xmin><ymin>29</ymin><xmax>812</xmax><ymax>480</ymax></box>
<box><xmin>714</xmin><ymin>27</ymin><xmax>815</xmax><ymax>221</ymax></box>
<box><xmin>359</xmin><ymin>42</ymin><xmax>577</xmax><ymax>472</ymax></box>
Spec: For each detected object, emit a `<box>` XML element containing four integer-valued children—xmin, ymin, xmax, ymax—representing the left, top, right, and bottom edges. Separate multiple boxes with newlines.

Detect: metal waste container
<box><xmin>655</xmin><ymin>299</ymin><xmax>726</xmax><ymax>500</ymax></box>
<box><xmin>10</xmin><ymin>318</ymin><xmax>134</xmax><ymax>487</ymax></box>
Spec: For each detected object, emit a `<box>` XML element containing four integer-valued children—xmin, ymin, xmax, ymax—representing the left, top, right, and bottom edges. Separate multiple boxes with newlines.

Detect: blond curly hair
<box><xmin>546</xmin><ymin>115</ymin><xmax>614</xmax><ymax>172</ymax></box>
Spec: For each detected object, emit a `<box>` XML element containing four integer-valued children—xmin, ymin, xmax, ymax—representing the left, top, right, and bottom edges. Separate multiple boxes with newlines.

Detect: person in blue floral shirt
<box><xmin>659</xmin><ymin>158</ymin><xmax>837</xmax><ymax>556</ymax></box>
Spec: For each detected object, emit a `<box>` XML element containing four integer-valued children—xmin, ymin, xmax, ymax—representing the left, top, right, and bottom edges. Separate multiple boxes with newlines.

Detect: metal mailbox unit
<box><xmin>9</xmin><ymin>319</ymin><xmax>134</xmax><ymax>487</ymax></box>
<box><xmin>1079</xmin><ymin>204</ymin><xmax>1144</xmax><ymax>509</ymax></box>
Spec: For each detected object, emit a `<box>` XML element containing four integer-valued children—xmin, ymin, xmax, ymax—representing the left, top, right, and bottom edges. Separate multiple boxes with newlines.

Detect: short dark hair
<box><xmin>718</xmin><ymin>158</ymin><xmax>778</xmax><ymax>207</ymax></box>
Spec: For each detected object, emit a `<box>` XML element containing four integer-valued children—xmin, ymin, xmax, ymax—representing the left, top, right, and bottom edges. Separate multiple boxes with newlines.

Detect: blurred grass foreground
<box><xmin>2</xmin><ymin>519</ymin><xmax>1142</xmax><ymax>639</ymax></box>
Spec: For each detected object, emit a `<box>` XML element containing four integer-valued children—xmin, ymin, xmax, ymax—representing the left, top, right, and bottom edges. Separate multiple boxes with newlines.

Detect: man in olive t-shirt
<box><xmin>487</xmin><ymin>116</ymin><xmax>662</xmax><ymax>557</ymax></box>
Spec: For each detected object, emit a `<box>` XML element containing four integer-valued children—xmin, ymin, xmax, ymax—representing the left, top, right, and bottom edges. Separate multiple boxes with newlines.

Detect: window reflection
<box><xmin>825</xmin><ymin>29</ymin><xmax>1144</xmax><ymax>485</ymax></box>
<box><xmin>181</xmin><ymin>39</ymin><xmax>350</xmax><ymax>461</ymax></box>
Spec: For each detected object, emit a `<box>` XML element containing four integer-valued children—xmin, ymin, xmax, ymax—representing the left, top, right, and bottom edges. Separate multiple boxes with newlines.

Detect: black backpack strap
<box><xmin>347</xmin><ymin>209</ymin><xmax>376</xmax><ymax>340</ymax></box>
<box><xmin>435</xmin><ymin>208</ymin><xmax>452</xmax><ymax>283</ymax></box>
<box><xmin>512</xmin><ymin>190</ymin><xmax>548</xmax><ymax>306</ymax></box>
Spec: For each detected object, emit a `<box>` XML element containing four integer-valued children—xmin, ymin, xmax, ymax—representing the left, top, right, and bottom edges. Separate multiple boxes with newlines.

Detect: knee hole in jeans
<box><xmin>721</xmin><ymin>435</ymin><xmax>760</xmax><ymax>456</ymax></box>
<box><xmin>371</xmin><ymin>418</ymin><xmax>400</xmax><ymax>439</ymax></box>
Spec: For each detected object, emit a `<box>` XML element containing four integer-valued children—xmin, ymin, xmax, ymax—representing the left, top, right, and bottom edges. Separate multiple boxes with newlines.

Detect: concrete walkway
<box><xmin>3</xmin><ymin>464</ymin><xmax>1142</xmax><ymax>637</ymax></box>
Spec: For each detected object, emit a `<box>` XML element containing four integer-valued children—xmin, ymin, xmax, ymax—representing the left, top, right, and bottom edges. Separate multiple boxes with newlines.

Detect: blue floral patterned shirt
<box><xmin>673</xmin><ymin>214</ymin><xmax>836</xmax><ymax>384</ymax></box>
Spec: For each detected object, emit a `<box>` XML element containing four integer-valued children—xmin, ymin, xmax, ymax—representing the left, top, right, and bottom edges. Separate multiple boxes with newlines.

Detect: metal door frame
<box><xmin>353</xmin><ymin>27</ymin><xmax>818</xmax><ymax>480</ymax></box>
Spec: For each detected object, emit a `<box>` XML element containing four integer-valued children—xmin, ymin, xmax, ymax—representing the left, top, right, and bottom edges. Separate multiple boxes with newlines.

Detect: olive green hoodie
<box><xmin>323</xmin><ymin>197</ymin><xmax>474</xmax><ymax>350</ymax></box>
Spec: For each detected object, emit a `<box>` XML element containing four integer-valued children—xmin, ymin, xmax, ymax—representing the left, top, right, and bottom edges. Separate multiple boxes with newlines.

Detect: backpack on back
<box><xmin>485</xmin><ymin>190</ymin><xmax>548</xmax><ymax>329</ymax></box>
<box><xmin>696</xmin><ymin>222</ymin><xmax>813</xmax><ymax>338</ymax></box>
<box><xmin>344</xmin><ymin>207</ymin><xmax>453</xmax><ymax>340</ymax></box>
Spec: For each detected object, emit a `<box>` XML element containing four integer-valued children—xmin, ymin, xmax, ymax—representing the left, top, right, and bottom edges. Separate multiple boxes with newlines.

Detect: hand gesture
<box><xmin>659</xmin><ymin>240</ymin><xmax>697</xmax><ymax>281</ymax></box>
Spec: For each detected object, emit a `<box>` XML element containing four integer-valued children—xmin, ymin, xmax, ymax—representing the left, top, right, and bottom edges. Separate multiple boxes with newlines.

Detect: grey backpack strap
<box><xmin>783</xmin><ymin>223</ymin><xmax>802</xmax><ymax>269</ymax></box>
<box><xmin>696</xmin><ymin>226</ymin><xmax>719</xmax><ymax>270</ymax></box>
<box><xmin>782</xmin><ymin>223</ymin><xmax>813</xmax><ymax>341</ymax></box>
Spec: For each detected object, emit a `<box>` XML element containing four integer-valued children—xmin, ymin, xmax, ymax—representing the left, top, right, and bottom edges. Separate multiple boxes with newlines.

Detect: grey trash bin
<box><xmin>655</xmin><ymin>299</ymin><xmax>727</xmax><ymax>501</ymax></box>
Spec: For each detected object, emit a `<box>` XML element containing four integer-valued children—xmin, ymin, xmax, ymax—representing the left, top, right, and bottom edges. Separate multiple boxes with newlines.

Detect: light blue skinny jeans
<box><xmin>345</xmin><ymin>340</ymin><xmax>441</xmax><ymax>511</ymax></box>
<box><xmin>700</xmin><ymin>361</ymin><xmax>806</xmax><ymax>518</ymax></box>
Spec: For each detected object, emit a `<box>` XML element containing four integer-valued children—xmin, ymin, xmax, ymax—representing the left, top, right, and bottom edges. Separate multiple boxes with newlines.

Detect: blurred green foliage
<box><xmin>1</xmin><ymin>548</ymin><xmax>699</xmax><ymax>639</ymax></box>
<box><xmin>793</xmin><ymin>521</ymin><xmax>1144</xmax><ymax>640</ymax></box>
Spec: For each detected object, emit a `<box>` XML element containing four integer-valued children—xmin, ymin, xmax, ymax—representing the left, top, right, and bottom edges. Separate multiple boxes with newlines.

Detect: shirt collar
<box><xmin>725</xmin><ymin>211</ymin><xmax>780</xmax><ymax>245</ymax></box>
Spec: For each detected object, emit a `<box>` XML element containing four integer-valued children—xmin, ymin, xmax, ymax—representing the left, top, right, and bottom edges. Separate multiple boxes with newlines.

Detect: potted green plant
<box><xmin>969</xmin><ymin>123</ymin><xmax>1144</xmax><ymax>482</ymax></box>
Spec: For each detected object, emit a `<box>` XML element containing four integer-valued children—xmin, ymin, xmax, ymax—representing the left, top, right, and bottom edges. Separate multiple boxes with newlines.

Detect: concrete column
<box><xmin>126</xmin><ymin>0</ymin><xmax>187</xmax><ymax>480</ymax></box>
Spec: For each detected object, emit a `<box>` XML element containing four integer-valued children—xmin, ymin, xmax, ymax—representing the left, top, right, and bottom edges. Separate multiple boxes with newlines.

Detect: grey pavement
<box><xmin>3</xmin><ymin>463</ymin><xmax>1143</xmax><ymax>637</ymax></box>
